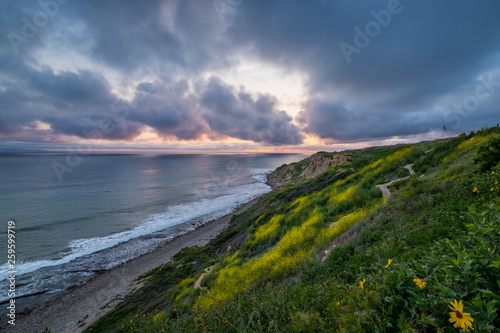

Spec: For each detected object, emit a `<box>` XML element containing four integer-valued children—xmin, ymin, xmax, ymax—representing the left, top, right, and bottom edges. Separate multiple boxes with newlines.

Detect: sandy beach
<box><xmin>5</xmin><ymin>198</ymin><xmax>260</xmax><ymax>333</ymax></box>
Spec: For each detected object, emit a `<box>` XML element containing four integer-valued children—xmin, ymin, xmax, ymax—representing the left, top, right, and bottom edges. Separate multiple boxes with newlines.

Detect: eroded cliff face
<box><xmin>267</xmin><ymin>152</ymin><xmax>350</xmax><ymax>188</ymax></box>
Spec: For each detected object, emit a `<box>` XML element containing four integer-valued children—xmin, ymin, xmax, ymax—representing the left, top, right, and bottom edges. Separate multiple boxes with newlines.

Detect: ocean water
<box><xmin>0</xmin><ymin>153</ymin><xmax>304</xmax><ymax>314</ymax></box>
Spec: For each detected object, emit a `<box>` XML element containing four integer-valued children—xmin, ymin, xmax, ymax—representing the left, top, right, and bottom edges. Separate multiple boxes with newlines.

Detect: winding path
<box><xmin>321</xmin><ymin>164</ymin><xmax>415</xmax><ymax>262</ymax></box>
<box><xmin>375</xmin><ymin>164</ymin><xmax>414</xmax><ymax>199</ymax></box>
<box><xmin>194</xmin><ymin>266</ymin><xmax>214</xmax><ymax>291</ymax></box>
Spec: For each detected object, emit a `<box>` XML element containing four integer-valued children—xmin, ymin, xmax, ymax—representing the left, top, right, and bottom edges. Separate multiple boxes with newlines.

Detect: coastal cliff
<box><xmin>267</xmin><ymin>152</ymin><xmax>350</xmax><ymax>188</ymax></box>
<box><xmin>74</xmin><ymin>128</ymin><xmax>500</xmax><ymax>332</ymax></box>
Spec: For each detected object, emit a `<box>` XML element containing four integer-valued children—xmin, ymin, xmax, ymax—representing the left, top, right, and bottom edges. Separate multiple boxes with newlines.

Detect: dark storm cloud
<box><xmin>28</xmin><ymin>68</ymin><xmax>113</xmax><ymax>107</ymax></box>
<box><xmin>0</xmin><ymin>59</ymin><xmax>301</xmax><ymax>144</ymax></box>
<box><xmin>229</xmin><ymin>0</ymin><xmax>500</xmax><ymax>95</ymax></box>
<box><xmin>1</xmin><ymin>0</ymin><xmax>231</xmax><ymax>70</ymax></box>
<box><xmin>227</xmin><ymin>0</ymin><xmax>500</xmax><ymax>139</ymax></box>
<box><xmin>45</xmin><ymin>114</ymin><xmax>143</xmax><ymax>140</ymax></box>
<box><xmin>1</xmin><ymin>0</ymin><xmax>303</xmax><ymax>145</ymax></box>
<box><xmin>199</xmin><ymin>77</ymin><xmax>303</xmax><ymax>145</ymax></box>
<box><xmin>2</xmin><ymin>0</ymin><xmax>500</xmax><ymax>147</ymax></box>
<box><xmin>127</xmin><ymin>80</ymin><xmax>208</xmax><ymax>140</ymax></box>
<box><xmin>0</xmin><ymin>67</ymin><xmax>144</xmax><ymax>140</ymax></box>
<box><xmin>297</xmin><ymin>100</ymin><xmax>437</xmax><ymax>142</ymax></box>
<box><xmin>63</xmin><ymin>0</ymin><xmax>232</xmax><ymax>74</ymax></box>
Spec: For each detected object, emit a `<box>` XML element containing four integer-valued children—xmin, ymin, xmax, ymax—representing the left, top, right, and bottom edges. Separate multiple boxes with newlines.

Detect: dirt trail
<box><xmin>194</xmin><ymin>266</ymin><xmax>214</xmax><ymax>291</ymax></box>
<box><xmin>376</xmin><ymin>164</ymin><xmax>414</xmax><ymax>199</ymax></box>
<box><xmin>322</xmin><ymin>164</ymin><xmax>415</xmax><ymax>262</ymax></box>
<box><xmin>404</xmin><ymin>164</ymin><xmax>415</xmax><ymax>175</ymax></box>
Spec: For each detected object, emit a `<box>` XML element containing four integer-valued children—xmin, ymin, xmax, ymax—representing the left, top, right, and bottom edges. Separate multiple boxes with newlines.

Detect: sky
<box><xmin>1</xmin><ymin>0</ymin><xmax>500</xmax><ymax>153</ymax></box>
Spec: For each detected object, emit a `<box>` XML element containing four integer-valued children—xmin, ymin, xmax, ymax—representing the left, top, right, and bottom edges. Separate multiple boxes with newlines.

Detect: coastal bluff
<box><xmin>267</xmin><ymin>152</ymin><xmax>350</xmax><ymax>187</ymax></box>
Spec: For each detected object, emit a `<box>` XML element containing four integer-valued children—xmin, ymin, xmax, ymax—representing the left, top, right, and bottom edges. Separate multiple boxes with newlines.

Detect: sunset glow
<box><xmin>1</xmin><ymin>1</ymin><xmax>499</xmax><ymax>153</ymax></box>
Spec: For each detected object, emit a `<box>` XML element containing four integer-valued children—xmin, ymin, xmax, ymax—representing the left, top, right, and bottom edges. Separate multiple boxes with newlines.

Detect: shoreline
<box><xmin>5</xmin><ymin>197</ymin><xmax>262</xmax><ymax>333</ymax></box>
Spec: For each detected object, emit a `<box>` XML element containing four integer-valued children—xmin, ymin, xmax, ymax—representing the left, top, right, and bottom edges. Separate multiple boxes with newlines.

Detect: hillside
<box><xmin>84</xmin><ymin>127</ymin><xmax>500</xmax><ymax>333</ymax></box>
<box><xmin>267</xmin><ymin>152</ymin><xmax>350</xmax><ymax>187</ymax></box>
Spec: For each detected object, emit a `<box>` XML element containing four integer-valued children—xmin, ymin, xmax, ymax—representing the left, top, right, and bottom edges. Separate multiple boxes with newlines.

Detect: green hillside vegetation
<box><xmin>84</xmin><ymin>127</ymin><xmax>500</xmax><ymax>332</ymax></box>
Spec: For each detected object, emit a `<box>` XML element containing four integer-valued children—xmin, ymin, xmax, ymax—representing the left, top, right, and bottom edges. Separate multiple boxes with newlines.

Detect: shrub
<box><xmin>475</xmin><ymin>136</ymin><xmax>500</xmax><ymax>172</ymax></box>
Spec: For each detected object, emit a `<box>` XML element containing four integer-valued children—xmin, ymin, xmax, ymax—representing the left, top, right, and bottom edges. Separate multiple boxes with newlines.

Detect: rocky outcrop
<box><xmin>267</xmin><ymin>152</ymin><xmax>350</xmax><ymax>188</ymax></box>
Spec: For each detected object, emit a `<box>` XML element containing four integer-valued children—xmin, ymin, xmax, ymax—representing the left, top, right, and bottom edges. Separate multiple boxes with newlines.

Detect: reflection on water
<box><xmin>0</xmin><ymin>153</ymin><xmax>307</xmax><ymax>316</ymax></box>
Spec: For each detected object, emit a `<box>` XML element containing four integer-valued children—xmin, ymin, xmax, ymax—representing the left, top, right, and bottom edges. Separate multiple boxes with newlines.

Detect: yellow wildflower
<box><xmin>385</xmin><ymin>259</ymin><xmax>393</xmax><ymax>268</ymax></box>
<box><xmin>360</xmin><ymin>278</ymin><xmax>366</xmax><ymax>289</ymax></box>
<box><xmin>413</xmin><ymin>276</ymin><xmax>427</xmax><ymax>289</ymax></box>
<box><xmin>496</xmin><ymin>181</ymin><xmax>499</xmax><ymax>185</ymax></box>
<box><xmin>130</xmin><ymin>319</ymin><xmax>133</xmax><ymax>323</ymax></box>
<box><xmin>359</xmin><ymin>267</ymin><xmax>362</xmax><ymax>271</ymax></box>
<box><xmin>449</xmin><ymin>299</ymin><xmax>474</xmax><ymax>332</ymax></box>
<box><xmin>492</xmin><ymin>171</ymin><xmax>495</xmax><ymax>174</ymax></box>
<box><xmin>473</xmin><ymin>187</ymin><xmax>479</xmax><ymax>193</ymax></box>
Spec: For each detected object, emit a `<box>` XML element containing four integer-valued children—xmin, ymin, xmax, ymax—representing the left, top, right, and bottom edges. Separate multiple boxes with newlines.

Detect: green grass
<box><xmin>83</xmin><ymin>126</ymin><xmax>500</xmax><ymax>333</ymax></box>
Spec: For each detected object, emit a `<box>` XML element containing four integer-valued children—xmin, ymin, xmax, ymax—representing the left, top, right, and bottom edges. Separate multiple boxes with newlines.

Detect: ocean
<box><xmin>0</xmin><ymin>153</ymin><xmax>304</xmax><ymax>315</ymax></box>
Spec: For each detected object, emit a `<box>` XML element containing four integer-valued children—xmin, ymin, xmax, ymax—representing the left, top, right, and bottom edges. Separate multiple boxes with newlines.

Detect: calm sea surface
<box><xmin>0</xmin><ymin>153</ymin><xmax>304</xmax><ymax>316</ymax></box>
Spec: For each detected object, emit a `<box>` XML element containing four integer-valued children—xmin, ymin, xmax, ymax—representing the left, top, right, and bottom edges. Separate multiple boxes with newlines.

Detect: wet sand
<box><xmin>5</xmin><ymin>198</ymin><xmax>260</xmax><ymax>333</ymax></box>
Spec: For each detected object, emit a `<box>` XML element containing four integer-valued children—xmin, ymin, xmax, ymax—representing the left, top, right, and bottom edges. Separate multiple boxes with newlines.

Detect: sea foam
<box><xmin>0</xmin><ymin>169</ymin><xmax>271</xmax><ymax>291</ymax></box>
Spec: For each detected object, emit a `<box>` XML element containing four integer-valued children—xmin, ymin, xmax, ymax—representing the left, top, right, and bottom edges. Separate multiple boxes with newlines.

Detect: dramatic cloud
<box><xmin>0</xmin><ymin>65</ymin><xmax>142</xmax><ymax>140</ymax></box>
<box><xmin>128</xmin><ymin>80</ymin><xmax>208</xmax><ymax>140</ymax></box>
<box><xmin>62</xmin><ymin>0</ymin><xmax>233</xmax><ymax>75</ymax></box>
<box><xmin>227</xmin><ymin>0</ymin><xmax>500</xmax><ymax>137</ymax></box>
<box><xmin>297</xmin><ymin>100</ymin><xmax>437</xmax><ymax>142</ymax></box>
<box><xmin>199</xmin><ymin>76</ymin><xmax>303</xmax><ymax>145</ymax></box>
<box><xmin>1</xmin><ymin>0</ymin><xmax>500</xmax><ymax>151</ymax></box>
<box><xmin>0</xmin><ymin>60</ymin><xmax>301</xmax><ymax>145</ymax></box>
